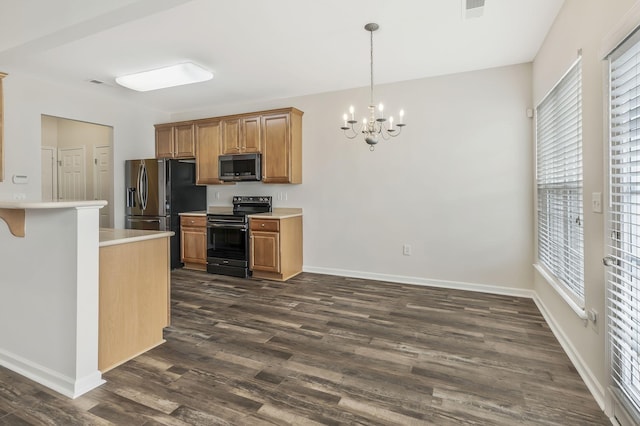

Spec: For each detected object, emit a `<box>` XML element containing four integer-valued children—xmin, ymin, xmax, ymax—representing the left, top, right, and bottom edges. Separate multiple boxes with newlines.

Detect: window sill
<box><xmin>534</xmin><ymin>263</ymin><xmax>588</xmax><ymax>320</ymax></box>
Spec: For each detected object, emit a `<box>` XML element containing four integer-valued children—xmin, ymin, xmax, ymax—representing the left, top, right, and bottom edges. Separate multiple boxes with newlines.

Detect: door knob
<box><xmin>603</xmin><ymin>256</ymin><xmax>617</xmax><ymax>267</ymax></box>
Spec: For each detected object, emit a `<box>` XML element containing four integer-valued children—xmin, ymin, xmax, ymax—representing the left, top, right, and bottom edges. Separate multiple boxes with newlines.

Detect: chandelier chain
<box><xmin>370</xmin><ymin>27</ymin><xmax>374</xmax><ymax>107</ymax></box>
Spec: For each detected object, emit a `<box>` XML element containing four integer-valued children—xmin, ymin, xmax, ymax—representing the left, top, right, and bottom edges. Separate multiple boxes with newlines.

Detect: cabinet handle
<box><xmin>261</xmin><ymin>223</ymin><xmax>265</xmax><ymax>227</ymax></box>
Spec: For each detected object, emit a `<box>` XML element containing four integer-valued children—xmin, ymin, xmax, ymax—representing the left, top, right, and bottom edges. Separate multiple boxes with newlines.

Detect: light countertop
<box><xmin>249</xmin><ymin>208</ymin><xmax>303</xmax><ymax>219</ymax></box>
<box><xmin>0</xmin><ymin>200</ymin><xmax>107</xmax><ymax>209</ymax></box>
<box><xmin>99</xmin><ymin>228</ymin><xmax>174</xmax><ymax>247</ymax></box>
<box><xmin>179</xmin><ymin>211</ymin><xmax>206</xmax><ymax>216</ymax></box>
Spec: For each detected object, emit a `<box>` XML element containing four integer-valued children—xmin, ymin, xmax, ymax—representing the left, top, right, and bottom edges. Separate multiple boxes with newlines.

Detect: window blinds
<box><xmin>535</xmin><ymin>58</ymin><xmax>584</xmax><ymax>305</ymax></box>
<box><xmin>608</xmin><ymin>29</ymin><xmax>640</xmax><ymax>419</ymax></box>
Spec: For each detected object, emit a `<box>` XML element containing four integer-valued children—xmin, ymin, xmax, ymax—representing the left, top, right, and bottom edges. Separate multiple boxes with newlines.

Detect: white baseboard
<box><xmin>0</xmin><ymin>348</ymin><xmax>104</xmax><ymax>399</ymax></box>
<box><xmin>302</xmin><ymin>265</ymin><xmax>606</xmax><ymax>413</ymax></box>
<box><xmin>302</xmin><ymin>265</ymin><xmax>535</xmax><ymax>299</ymax></box>
<box><xmin>531</xmin><ymin>294</ymin><xmax>606</xmax><ymax>410</ymax></box>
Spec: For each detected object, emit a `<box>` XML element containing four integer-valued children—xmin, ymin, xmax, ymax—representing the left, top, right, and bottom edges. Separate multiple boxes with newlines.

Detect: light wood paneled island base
<box><xmin>99</xmin><ymin>229</ymin><xmax>173</xmax><ymax>372</ymax></box>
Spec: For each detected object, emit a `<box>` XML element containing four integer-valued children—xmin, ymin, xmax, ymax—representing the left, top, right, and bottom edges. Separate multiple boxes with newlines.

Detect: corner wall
<box><xmin>531</xmin><ymin>0</ymin><xmax>637</xmax><ymax>410</ymax></box>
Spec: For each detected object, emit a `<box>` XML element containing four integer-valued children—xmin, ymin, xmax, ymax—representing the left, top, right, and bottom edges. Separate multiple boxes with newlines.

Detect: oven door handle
<box><xmin>207</xmin><ymin>223</ymin><xmax>247</xmax><ymax>230</ymax></box>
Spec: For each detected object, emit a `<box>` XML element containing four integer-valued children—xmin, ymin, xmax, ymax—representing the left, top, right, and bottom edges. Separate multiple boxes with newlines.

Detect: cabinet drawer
<box><xmin>250</xmin><ymin>218</ymin><xmax>279</xmax><ymax>232</ymax></box>
<box><xmin>180</xmin><ymin>215</ymin><xmax>206</xmax><ymax>227</ymax></box>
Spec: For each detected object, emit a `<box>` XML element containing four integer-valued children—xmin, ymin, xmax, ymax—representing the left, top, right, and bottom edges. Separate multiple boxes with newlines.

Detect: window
<box><xmin>608</xmin><ymin>29</ymin><xmax>640</xmax><ymax>420</ymax></box>
<box><xmin>535</xmin><ymin>57</ymin><xmax>584</xmax><ymax>306</ymax></box>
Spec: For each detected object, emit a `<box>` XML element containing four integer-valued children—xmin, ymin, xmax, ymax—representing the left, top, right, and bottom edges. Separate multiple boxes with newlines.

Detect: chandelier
<box><xmin>340</xmin><ymin>23</ymin><xmax>406</xmax><ymax>151</ymax></box>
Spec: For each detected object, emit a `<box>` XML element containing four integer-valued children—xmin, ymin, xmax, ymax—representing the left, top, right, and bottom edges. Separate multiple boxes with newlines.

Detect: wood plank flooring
<box><xmin>0</xmin><ymin>270</ymin><xmax>610</xmax><ymax>425</ymax></box>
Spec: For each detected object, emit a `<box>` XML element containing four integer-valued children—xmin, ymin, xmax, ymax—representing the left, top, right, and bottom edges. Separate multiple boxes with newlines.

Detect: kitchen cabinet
<box><xmin>180</xmin><ymin>214</ymin><xmax>207</xmax><ymax>271</ymax></box>
<box><xmin>221</xmin><ymin>115</ymin><xmax>261</xmax><ymax>154</ymax></box>
<box><xmin>155</xmin><ymin>123</ymin><xmax>195</xmax><ymax>158</ymax></box>
<box><xmin>155</xmin><ymin>107</ymin><xmax>303</xmax><ymax>184</ymax></box>
<box><xmin>195</xmin><ymin>119</ymin><xmax>225</xmax><ymax>185</ymax></box>
<box><xmin>262</xmin><ymin>109</ymin><xmax>303</xmax><ymax>184</ymax></box>
<box><xmin>250</xmin><ymin>214</ymin><xmax>302</xmax><ymax>281</ymax></box>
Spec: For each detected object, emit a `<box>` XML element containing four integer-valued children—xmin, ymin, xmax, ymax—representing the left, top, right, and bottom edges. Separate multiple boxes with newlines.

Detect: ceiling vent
<box><xmin>463</xmin><ymin>0</ymin><xmax>485</xmax><ymax>19</ymax></box>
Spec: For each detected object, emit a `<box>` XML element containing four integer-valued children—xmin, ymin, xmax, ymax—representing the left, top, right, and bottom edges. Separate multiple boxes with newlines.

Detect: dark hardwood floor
<box><xmin>0</xmin><ymin>269</ymin><xmax>610</xmax><ymax>425</ymax></box>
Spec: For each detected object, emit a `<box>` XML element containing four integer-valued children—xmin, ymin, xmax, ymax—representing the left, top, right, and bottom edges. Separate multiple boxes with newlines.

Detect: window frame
<box><xmin>534</xmin><ymin>56</ymin><xmax>585</xmax><ymax>312</ymax></box>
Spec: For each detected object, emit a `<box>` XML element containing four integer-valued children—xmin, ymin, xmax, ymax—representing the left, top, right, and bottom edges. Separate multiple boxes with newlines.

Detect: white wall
<box><xmin>531</xmin><ymin>0</ymin><xmax>637</xmax><ymax>412</ymax></box>
<box><xmin>0</xmin><ymin>73</ymin><xmax>170</xmax><ymax>226</ymax></box>
<box><xmin>0</xmin><ymin>205</ymin><xmax>105</xmax><ymax>397</ymax></box>
<box><xmin>174</xmin><ymin>63</ymin><xmax>535</xmax><ymax>293</ymax></box>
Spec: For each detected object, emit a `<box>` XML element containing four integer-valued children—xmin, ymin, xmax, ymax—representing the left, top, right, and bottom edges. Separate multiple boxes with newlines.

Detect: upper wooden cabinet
<box><xmin>221</xmin><ymin>118</ymin><xmax>240</xmax><ymax>154</ymax></box>
<box><xmin>262</xmin><ymin>109</ymin><xmax>303</xmax><ymax>184</ymax></box>
<box><xmin>221</xmin><ymin>115</ymin><xmax>261</xmax><ymax>154</ymax></box>
<box><xmin>195</xmin><ymin>119</ymin><xmax>225</xmax><ymax>185</ymax></box>
<box><xmin>241</xmin><ymin>115</ymin><xmax>261</xmax><ymax>153</ymax></box>
<box><xmin>155</xmin><ymin>107</ymin><xmax>303</xmax><ymax>184</ymax></box>
<box><xmin>155</xmin><ymin>123</ymin><xmax>195</xmax><ymax>159</ymax></box>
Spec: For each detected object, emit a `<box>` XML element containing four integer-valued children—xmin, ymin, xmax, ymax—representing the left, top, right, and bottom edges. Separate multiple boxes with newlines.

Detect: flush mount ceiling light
<box><xmin>340</xmin><ymin>23</ymin><xmax>406</xmax><ymax>151</ymax></box>
<box><xmin>115</xmin><ymin>62</ymin><xmax>213</xmax><ymax>92</ymax></box>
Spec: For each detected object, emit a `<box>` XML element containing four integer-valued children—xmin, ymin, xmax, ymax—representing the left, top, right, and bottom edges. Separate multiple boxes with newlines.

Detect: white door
<box><xmin>58</xmin><ymin>147</ymin><xmax>86</xmax><ymax>201</ymax></box>
<box><xmin>93</xmin><ymin>145</ymin><xmax>112</xmax><ymax>227</ymax></box>
<box><xmin>41</xmin><ymin>147</ymin><xmax>57</xmax><ymax>201</ymax></box>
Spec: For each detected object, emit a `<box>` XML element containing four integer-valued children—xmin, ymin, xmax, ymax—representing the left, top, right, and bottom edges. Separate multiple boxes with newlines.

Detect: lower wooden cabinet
<box><xmin>249</xmin><ymin>215</ymin><xmax>302</xmax><ymax>281</ymax></box>
<box><xmin>180</xmin><ymin>214</ymin><xmax>207</xmax><ymax>271</ymax></box>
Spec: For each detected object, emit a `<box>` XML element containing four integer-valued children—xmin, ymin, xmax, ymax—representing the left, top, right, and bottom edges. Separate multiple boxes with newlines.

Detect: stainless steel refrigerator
<box><xmin>125</xmin><ymin>158</ymin><xmax>206</xmax><ymax>269</ymax></box>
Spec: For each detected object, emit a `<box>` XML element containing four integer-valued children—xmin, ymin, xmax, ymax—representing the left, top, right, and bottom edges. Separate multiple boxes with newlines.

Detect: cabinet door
<box><xmin>195</xmin><ymin>120</ymin><xmax>223</xmax><ymax>185</ymax></box>
<box><xmin>261</xmin><ymin>113</ymin><xmax>290</xmax><ymax>183</ymax></box>
<box><xmin>250</xmin><ymin>231</ymin><xmax>280</xmax><ymax>273</ymax></box>
<box><xmin>174</xmin><ymin>124</ymin><xmax>195</xmax><ymax>158</ymax></box>
<box><xmin>155</xmin><ymin>126</ymin><xmax>174</xmax><ymax>158</ymax></box>
<box><xmin>221</xmin><ymin>118</ymin><xmax>241</xmax><ymax>154</ymax></box>
<box><xmin>241</xmin><ymin>115</ymin><xmax>261</xmax><ymax>153</ymax></box>
<box><xmin>181</xmin><ymin>226</ymin><xmax>207</xmax><ymax>265</ymax></box>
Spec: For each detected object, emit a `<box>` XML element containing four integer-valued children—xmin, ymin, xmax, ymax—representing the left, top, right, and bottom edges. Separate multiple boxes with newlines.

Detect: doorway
<box><xmin>41</xmin><ymin>115</ymin><xmax>114</xmax><ymax>227</ymax></box>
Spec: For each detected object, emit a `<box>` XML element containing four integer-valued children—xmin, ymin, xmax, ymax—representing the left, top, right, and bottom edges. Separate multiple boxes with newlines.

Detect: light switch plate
<box><xmin>592</xmin><ymin>192</ymin><xmax>602</xmax><ymax>213</ymax></box>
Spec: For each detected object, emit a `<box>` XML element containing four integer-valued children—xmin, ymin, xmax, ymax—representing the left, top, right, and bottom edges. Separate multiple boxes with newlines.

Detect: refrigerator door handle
<box><xmin>126</xmin><ymin>187</ymin><xmax>136</xmax><ymax>207</ymax></box>
<box><xmin>138</xmin><ymin>162</ymin><xmax>148</xmax><ymax>211</ymax></box>
<box><xmin>137</xmin><ymin>163</ymin><xmax>144</xmax><ymax>209</ymax></box>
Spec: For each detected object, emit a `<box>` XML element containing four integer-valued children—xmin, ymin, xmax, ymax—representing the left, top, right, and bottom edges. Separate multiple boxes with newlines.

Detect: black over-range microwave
<box><xmin>218</xmin><ymin>153</ymin><xmax>262</xmax><ymax>182</ymax></box>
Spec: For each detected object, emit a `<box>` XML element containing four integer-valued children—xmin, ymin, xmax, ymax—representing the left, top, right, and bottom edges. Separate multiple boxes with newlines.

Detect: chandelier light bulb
<box><xmin>338</xmin><ymin>23</ymin><xmax>407</xmax><ymax>150</ymax></box>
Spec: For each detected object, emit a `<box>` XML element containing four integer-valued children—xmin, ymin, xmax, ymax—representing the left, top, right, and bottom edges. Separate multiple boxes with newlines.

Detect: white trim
<box><xmin>533</xmin><ymin>263</ymin><xmax>588</xmax><ymax>320</ymax></box>
<box><xmin>302</xmin><ymin>265</ymin><xmax>535</xmax><ymax>299</ymax></box>
<box><xmin>531</xmin><ymin>293</ymin><xmax>605</xmax><ymax>410</ymax></box>
<box><xmin>0</xmin><ymin>347</ymin><xmax>104</xmax><ymax>399</ymax></box>
<box><xmin>600</xmin><ymin>2</ymin><xmax>640</xmax><ymax>59</ymax></box>
<box><xmin>609</xmin><ymin>387</ymin><xmax>640</xmax><ymax>426</ymax></box>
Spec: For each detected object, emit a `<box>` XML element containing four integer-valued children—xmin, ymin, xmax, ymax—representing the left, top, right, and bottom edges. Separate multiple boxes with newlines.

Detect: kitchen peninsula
<box><xmin>0</xmin><ymin>200</ymin><xmax>172</xmax><ymax>399</ymax></box>
<box><xmin>98</xmin><ymin>228</ymin><xmax>173</xmax><ymax>372</ymax></box>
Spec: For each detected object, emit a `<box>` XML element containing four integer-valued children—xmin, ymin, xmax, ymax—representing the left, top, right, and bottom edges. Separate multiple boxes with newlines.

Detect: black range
<box><xmin>206</xmin><ymin>196</ymin><xmax>272</xmax><ymax>277</ymax></box>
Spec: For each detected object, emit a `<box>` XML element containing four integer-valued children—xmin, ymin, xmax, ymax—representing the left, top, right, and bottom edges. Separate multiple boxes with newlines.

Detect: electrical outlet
<box><xmin>403</xmin><ymin>244</ymin><xmax>412</xmax><ymax>256</ymax></box>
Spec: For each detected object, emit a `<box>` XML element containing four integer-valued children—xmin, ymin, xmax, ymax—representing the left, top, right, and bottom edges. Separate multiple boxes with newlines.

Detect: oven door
<box><xmin>206</xmin><ymin>221</ymin><xmax>249</xmax><ymax>277</ymax></box>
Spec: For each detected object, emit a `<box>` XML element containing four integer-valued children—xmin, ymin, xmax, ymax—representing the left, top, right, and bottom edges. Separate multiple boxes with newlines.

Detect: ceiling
<box><xmin>0</xmin><ymin>0</ymin><xmax>565</xmax><ymax>114</ymax></box>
